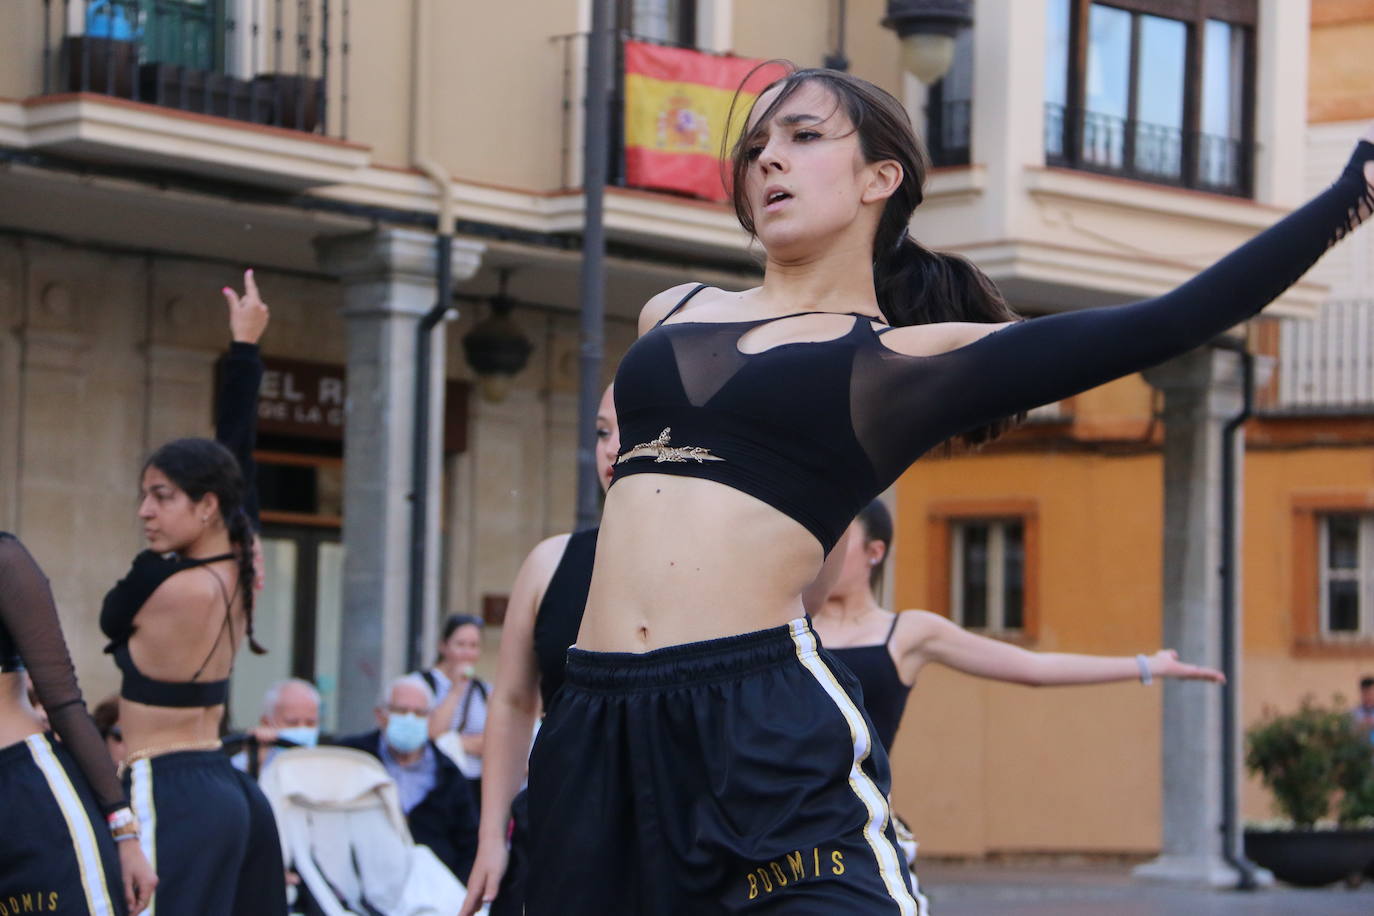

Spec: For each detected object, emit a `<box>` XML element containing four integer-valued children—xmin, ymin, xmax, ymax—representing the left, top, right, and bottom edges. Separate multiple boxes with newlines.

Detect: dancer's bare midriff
<box><xmin>0</xmin><ymin>673</ymin><xmax>45</xmax><ymax>749</ymax></box>
<box><xmin>577</xmin><ymin>474</ymin><xmax>826</xmax><ymax>652</ymax></box>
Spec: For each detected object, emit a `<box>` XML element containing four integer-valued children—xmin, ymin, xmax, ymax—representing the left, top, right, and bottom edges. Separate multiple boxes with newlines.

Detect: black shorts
<box><xmin>0</xmin><ymin>734</ymin><xmax>124</xmax><ymax>916</ymax></box>
<box><xmin>124</xmin><ymin>748</ymin><xmax>286</xmax><ymax>916</ymax></box>
<box><xmin>527</xmin><ymin>617</ymin><xmax>919</xmax><ymax>915</ymax></box>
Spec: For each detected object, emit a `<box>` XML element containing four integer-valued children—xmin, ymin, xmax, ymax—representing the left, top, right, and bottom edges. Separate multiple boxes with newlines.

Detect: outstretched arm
<box><xmin>881</xmin><ymin>139</ymin><xmax>1374</xmax><ymax>453</ymax></box>
<box><xmin>898</xmin><ymin>610</ymin><xmax>1223</xmax><ymax>687</ymax></box>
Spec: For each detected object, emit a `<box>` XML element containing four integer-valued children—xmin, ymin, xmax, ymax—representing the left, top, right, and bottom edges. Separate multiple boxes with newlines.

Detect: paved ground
<box><xmin>915</xmin><ymin>861</ymin><xmax>1374</xmax><ymax>915</ymax></box>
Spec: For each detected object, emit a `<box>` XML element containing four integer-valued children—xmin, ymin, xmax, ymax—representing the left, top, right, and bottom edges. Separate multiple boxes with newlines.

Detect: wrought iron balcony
<box><xmin>1044</xmin><ymin>103</ymin><xmax>1252</xmax><ymax>198</ymax></box>
<box><xmin>1267</xmin><ymin>301</ymin><xmax>1374</xmax><ymax>415</ymax></box>
<box><xmin>41</xmin><ymin>0</ymin><xmax>349</xmax><ymax>138</ymax></box>
<box><xmin>926</xmin><ymin>98</ymin><xmax>971</xmax><ymax>168</ymax></box>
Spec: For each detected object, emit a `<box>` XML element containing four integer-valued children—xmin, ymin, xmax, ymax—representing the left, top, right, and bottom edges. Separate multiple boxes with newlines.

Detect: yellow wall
<box><xmin>1310</xmin><ymin>0</ymin><xmax>1374</xmax><ymax>122</ymax></box>
<box><xmin>888</xmin><ymin>430</ymin><xmax>1374</xmax><ymax>855</ymax></box>
<box><xmin>891</xmin><ymin>447</ymin><xmax>1166</xmax><ymax>855</ymax></box>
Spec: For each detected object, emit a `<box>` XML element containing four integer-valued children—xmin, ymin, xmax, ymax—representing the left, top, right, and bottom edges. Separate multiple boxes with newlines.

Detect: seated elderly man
<box><xmin>335</xmin><ymin>674</ymin><xmax>478</xmax><ymax>882</ymax></box>
<box><xmin>233</xmin><ymin>677</ymin><xmax>322</xmax><ymax>775</ymax></box>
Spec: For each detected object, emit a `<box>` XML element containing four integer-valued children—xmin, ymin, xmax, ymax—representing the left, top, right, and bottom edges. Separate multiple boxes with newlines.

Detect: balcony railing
<box><xmin>926</xmin><ymin>98</ymin><xmax>971</xmax><ymax>168</ymax></box>
<box><xmin>1268</xmin><ymin>301</ymin><xmax>1374</xmax><ymax>414</ymax></box>
<box><xmin>41</xmin><ymin>0</ymin><xmax>349</xmax><ymax>137</ymax></box>
<box><xmin>1044</xmin><ymin>103</ymin><xmax>1252</xmax><ymax>198</ymax></box>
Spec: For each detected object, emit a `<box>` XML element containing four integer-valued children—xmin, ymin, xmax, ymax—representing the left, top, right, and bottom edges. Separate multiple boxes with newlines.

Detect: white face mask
<box><xmin>276</xmin><ymin>725</ymin><xmax>319</xmax><ymax>749</ymax></box>
<box><xmin>385</xmin><ymin>712</ymin><xmax>429</xmax><ymax>754</ymax></box>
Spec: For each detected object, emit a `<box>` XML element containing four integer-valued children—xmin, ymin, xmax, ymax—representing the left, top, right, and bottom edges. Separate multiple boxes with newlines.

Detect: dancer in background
<box><xmin>525</xmin><ymin>60</ymin><xmax>1374</xmax><ymax>915</ymax></box>
<box><xmin>460</xmin><ymin>383</ymin><xmax>619</xmax><ymax>916</ymax></box>
<box><xmin>818</xmin><ymin>499</ymin><xmax>1224</xmax><ymax>760</ymax></box>
<box><xmin>815</xmin><ymin>500</ymin><xmax>1224</xmax><ymax>913</ymax></box>
<box><xmin>0</xmin><ymin>533</ymin><xmax>157</xmax><ymax>914</ymax></box>
<box><xmin>100</xmin><ymin>272</ymin><xmax>286</xmax><ymax>915</ymax></box>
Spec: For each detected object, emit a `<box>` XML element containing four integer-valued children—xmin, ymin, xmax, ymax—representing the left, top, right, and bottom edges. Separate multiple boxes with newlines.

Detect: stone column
<box><xmin>315</xmin><ymin>228</ymin><xmax>482</xmax><ymax>730</ymax></box>
<box><xmin>1134</xmin><ymin>347</ymin><xmax>1249</xmax><ymax>887</ymax></box>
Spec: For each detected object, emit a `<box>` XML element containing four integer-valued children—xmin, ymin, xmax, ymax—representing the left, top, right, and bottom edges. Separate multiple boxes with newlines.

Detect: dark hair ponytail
<box><xmin>856</xmin><ymin>499</ymin><xmax>893</xmax><ymax>595</ymax></box>
<box><xmin>728</xmin><ymin>66</ymin><xmax>1025</xmax><ymax>447</ymax></box>
<box><xmin>145</xmin><ymin>437</ymin><xmax>265</xmax><ymax>655</ymax></box>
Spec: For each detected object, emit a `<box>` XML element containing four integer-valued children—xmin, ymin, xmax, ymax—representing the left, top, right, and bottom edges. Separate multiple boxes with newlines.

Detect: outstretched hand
<box><xmin>223</xmin><ymin>269</ymin><xmax>270</xmax><ymax>344</ymax></box>
<box><xmin>1150</xmin><ymin>649</ymin><xmax>1225</xmax><ymax>684</ymax></box>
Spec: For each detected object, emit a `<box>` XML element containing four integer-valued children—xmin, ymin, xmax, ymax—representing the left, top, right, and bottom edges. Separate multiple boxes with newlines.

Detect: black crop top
<box><xmin>0</xmin><ymin>533</ymin><xmax>128</xmax><ymax>814</ymax></box>
<box><xmin>533</xmin><ymin>528</ymin><xmax>598</xmax><ymax>710</ymax></box>
<box><xmin>100</xmin><ymin>340</ymin><xmax>263</xmax><ymax>708</ymax></box>
<box><xmin>614</xmin><ymin>143</ymin><xmax>1374</xmax><ymax>553</ymax></box>
<box><xmin>827</xmin><ymin>615</ymin><xmax>910</xmax><ymax>754</ymax></box>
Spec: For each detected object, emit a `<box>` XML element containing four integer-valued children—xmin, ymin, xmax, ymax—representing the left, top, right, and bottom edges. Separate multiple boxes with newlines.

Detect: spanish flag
<box><xmin>623</xmin><ymin>41</ymin><xmax>784</xmax><ymax>202</ymax></box>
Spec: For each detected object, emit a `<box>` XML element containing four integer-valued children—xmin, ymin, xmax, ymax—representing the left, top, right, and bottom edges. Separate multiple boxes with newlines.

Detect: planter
<box><xmin>1244</xmin><ymin>828</ymin><xmax>1374</xmax><ymax>887</ymax></box>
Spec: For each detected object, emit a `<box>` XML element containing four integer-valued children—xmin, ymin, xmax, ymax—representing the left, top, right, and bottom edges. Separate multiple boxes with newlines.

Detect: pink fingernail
<box><xmin>222</xmin><ymin>287</ymin><xmax>233</xmax><ymax>294</ymax></box>
<box><xmin>247</xmin><ymin>268</ymin><xmax>254</xmax><ymax>276</ymax></box>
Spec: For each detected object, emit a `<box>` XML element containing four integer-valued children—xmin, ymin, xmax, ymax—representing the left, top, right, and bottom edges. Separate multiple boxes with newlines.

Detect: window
<box><xmin>1320</xmin><ymin>514</ymin><xmax>1374</xmax><ymax>638</ymax></box>
<box><xmin>925</xmin><ymin>25</ymin><xmax>973</xmax><ymax>167</ymax></box>
<box><xmin>1044</xmin><ymin>0</ymin><xmax>1255</xmax><ymax>196</ymax></box>
<box><xmin>617</xmin><ymin>0</ymin><xmax>697</xmax><ymax>45</ymax></box>
<box><xmin>951</xmin><ymin>519</ymin><xmax>1026</xmax><ymax>633</ymax></box>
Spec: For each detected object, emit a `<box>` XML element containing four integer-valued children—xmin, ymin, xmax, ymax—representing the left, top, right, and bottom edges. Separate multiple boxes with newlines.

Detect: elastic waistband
<box><xmin>565</xmin><ymin>617</ymin><xmax>816</xmax><ymax>692</ymax></box>
<box><xmin>125</xmin><ymin>746</ymin><xmax>228</xmax><ymax>774</ymax></box>
<box><xmin>0</xmin><ymin>731</ymin><xmax>51</xmax><ymax>768</ymax></box>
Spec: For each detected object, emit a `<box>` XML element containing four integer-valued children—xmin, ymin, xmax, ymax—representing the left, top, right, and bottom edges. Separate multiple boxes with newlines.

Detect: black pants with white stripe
<box><xmin>124</xmin><ymin>749</ymin><xmax>286</xmax><ymax>916</ymax></box>
<box><xmin>0</xmin><ymin>734</ymin><xmax>124</xmax><ymax>916</ymax></box>
<box><xmin>527</xmin><ymin>618</ymin><xmax>919</xmax><ymax>916</ymax></box>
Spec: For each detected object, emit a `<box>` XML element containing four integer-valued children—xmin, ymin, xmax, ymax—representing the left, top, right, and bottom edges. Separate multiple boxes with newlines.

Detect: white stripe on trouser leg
<box><xmin>26</xmin><ymin>734</ymin><xmax>117</xmax><ymax>916</ymax></box>
<box><xmin>787</xmin><ymin>619</ymin><xmax>918</xmax><ymax>916</ymax></box>
<box><xmin>130</xmin><ymin>758</ymin><xmax>157</xmax><ymax>916</ymax></box>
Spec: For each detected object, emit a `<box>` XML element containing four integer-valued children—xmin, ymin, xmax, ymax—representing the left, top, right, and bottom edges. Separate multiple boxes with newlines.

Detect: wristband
<box><xmin>1135</xmin><ymin>654</ymin><xmax>1153</xmax><ymax>686</ymax></box>
<box><xmin>107</xmin><ymin>807</ymin><xmax>139</xmax><ymax>841</ymax></box>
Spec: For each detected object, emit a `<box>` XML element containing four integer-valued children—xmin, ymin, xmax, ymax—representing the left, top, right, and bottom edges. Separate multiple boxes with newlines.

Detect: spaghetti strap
<box><xmin>189</xmin><ymin>566</ymin><xmax>239</xmax><ymax>683</ymax></box>
<box><xmin>654</xmin><ymin>284</ymin><xmax>710</xmax><ymax>327</ymax></box>
<box><xmin>884</xmin><ymin>613</ymin><xmax>900</xmax><ymax>645</ymax></box>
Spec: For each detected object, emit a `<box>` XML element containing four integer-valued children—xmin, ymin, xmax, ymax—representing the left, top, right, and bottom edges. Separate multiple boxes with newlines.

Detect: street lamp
<box><xmin>881</xmin><ymin>0</ymin><xmax>973</xmax><ymax>85</ymax></box>
<box><xmin>462</xmin><ymin>269</ymin><xmax>533</xmax><ymax>403</ymax></box>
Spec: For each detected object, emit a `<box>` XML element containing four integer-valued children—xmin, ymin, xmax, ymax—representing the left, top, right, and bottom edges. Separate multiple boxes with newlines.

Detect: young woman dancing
<box><xmin>459</xmin><ymin>383</ymin><xmax>620</xmax><ymax>915</ymax></box>
<box><xmin>0</xmin><ymin>534</ymin><xmax>157</xmax><ymax>914</ymax></box>
<box><xmin>526</xmin><ymin>64</ymin><xmax>1374</xmax><ymax>915</ymax></box>
<box><xmin>816</xmin><ymin>500</ymin><xmax>1224</xmax><ymax>912</ymax></box>
<box><xmin>99</xmin><ymin>272</ymin><xmax>286</xmax><ymax>915</ymax></box>
<box><xmin>818</xmin><ymin>500</ymin><xmax>1224</xmax><ymax>759</ymax></box>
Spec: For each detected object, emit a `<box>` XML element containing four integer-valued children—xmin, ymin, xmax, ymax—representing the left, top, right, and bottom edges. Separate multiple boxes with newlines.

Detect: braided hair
<box><xmin>144</xmin><ymin>437</ymin><xmax>265</xmax><ymax>655</ymax></box>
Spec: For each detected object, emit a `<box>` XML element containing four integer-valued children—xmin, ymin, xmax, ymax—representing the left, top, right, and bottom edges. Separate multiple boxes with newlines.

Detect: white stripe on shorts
<box><xmin>787</xmin><ymin>618</ymin><xmax>918</xmax><ymax>916</ymax></box>
<box><xmin>26</xmin><ymin>734</ymin><xmax>117</xmax><ymax>916</ymax></box>
<box><xmin>129</xmin><ymin>757</ymin><xmax>157</xmax><ymax>916</ymax></box>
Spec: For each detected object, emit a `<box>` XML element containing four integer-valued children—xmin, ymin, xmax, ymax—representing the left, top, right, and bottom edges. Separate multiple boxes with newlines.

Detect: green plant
<box><xmin>1244</xmin><ymin>696</ymin><xmax>1373</xmax><ymax>829</ymax></box>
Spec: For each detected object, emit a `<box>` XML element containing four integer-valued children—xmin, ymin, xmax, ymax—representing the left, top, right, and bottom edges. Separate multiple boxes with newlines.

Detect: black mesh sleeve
<box><xmin>0</xmin><ymin>535</ymin><xmax>127</xmax><ymax>814</ymax></box>
<box><xmin>216</xmin><ymin>341</ymin><xmax>264</xmax><ymax>529</ymax></box>
<box><xmin>857</xmin><ymin>141</ymin><xmax>1374</xmax><ymax>480</ymax></box>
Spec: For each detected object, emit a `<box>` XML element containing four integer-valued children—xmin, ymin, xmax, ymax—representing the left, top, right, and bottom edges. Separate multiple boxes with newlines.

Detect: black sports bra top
<box><xmin>612</xmin><ymin>142</ymin><xmax>1374</xmax><ymax>554</ymax></box>
<box><xmin>100</xmin><ymin>549</ymin><xmax>237</xmax><ymax>708</ymax></box>
<box><xmin>827</xmin><ymin>615</ymin><xmax>910</xmax><ymax>753</ymax></box>
<box><xmin>533</xmin><ymin>528</ymin><xmax>598</xmax><ymax>710</ymax></box>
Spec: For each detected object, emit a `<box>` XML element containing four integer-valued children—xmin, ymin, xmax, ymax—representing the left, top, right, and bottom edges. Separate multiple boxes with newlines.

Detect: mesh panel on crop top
<box><xmin>614</xmin><ymin>142</ymin><xmax>1374</xmax><ymax>553</ymax></box>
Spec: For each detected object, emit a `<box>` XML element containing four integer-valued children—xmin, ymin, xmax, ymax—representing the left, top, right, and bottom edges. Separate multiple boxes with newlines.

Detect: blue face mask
<box><xmin>277</xmin><ymin>725</ymin><xmax>319</xmax><ymax>749</ymax></box>
<box><xmin>385</xmin><ymin>712</ymin><xmax>429</xmax><ymax>754</ymax></box>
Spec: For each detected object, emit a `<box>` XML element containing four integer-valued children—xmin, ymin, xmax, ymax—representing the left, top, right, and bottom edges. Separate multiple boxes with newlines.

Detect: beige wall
<box><xmin>0</xmin><ymin>233</ymin><xmax>637</xmax><ymax>705</ymax></box>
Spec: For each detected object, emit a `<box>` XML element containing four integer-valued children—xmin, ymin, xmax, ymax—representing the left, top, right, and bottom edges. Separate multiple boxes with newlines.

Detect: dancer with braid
<box><xmin>100</xmin><ymin>272</ymin><xmax>286</xmax><ymax>915</ymax></box>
